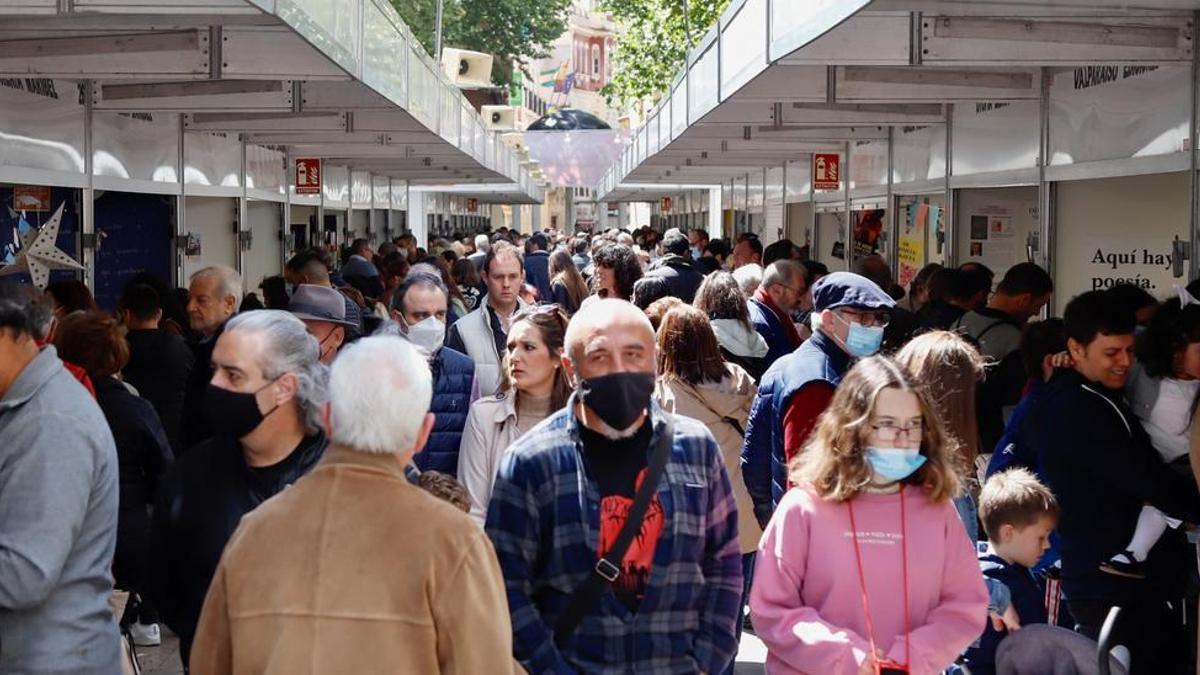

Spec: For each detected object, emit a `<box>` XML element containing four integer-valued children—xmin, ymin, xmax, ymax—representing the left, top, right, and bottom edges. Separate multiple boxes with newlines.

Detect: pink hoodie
<box><xmin>750</xmin><ymin>484</ymin><xmax>988</xmax><ymax>675</ymax></box>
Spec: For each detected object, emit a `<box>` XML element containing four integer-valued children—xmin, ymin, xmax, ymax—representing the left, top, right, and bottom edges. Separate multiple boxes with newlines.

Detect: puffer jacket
<box><xmin>418</xmin><ymin>346</ymin><xmax>476</xmax><ymax>475</ymax></box>
<box><xmin>643</xmin><ymin>254</ymin><xmax>705</xmax><ymax>303</ymax></box>
<box><xmin>655</xmin><ymin>363</ymin><xmax>763</xmax><ymax>553</ymax></box>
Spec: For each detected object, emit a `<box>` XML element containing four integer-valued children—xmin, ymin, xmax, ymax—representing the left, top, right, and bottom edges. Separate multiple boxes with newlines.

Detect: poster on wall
<box><xmin>853</xmin><ymin>209</ymin><xmax>885</xmax><ymax>259</ymax></box>
<box><xmin>898</xmin><ymin>202</ymin><xmax>927</xmax><ymax>288</ymax></box>
<box><xmin>968</xmin><ymin>205</ymin><xmax>1017</xmax><ymax>261</ymax></box>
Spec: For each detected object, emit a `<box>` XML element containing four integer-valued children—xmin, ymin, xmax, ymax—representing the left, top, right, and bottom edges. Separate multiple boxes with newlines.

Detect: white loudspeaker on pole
<box><xmin>441</xmin><ymin>48</ymin><xmax>494</xmax><ymax>89</ymax></box>
<box><xmin>482</xmin><ymin>105</ymin><xmax>518</xmax><ymax>131</ymax></box>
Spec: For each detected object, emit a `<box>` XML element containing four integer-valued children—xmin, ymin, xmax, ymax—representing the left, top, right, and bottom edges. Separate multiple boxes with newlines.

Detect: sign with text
<box><xmin>660</xmin><ymin>196</ymin><xmax>672</xmax><ymax>212</ymax></box>
<box><xmin>13</xmin><ymin>186</ymin><xmax>51</xmax><ymax>212</ymax></box>
<box><xmin>295</xmin><ymin>158</ymin><xmax>322</xmax><ymax>195</ymax></box>
<box><xmin>813</xmin><ymin>153</ymin><xmax>840</xmax><ymax>191</ymax></box>
<box><xmin>466</xmin><ymin>198</ymin><xmax>479</xmax><ymax>212</ymax></box>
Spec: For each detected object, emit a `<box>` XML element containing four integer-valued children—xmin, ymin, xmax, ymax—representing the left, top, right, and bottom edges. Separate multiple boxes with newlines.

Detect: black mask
<box><xmin>578</xmin><ymin>372</ymin><xmax>655</xmax><ymax>431</ymax></box>
<box><xmin>204</xmin><ymin>381</ymin><xmax>280</xmax><ymax>439</ymax></box>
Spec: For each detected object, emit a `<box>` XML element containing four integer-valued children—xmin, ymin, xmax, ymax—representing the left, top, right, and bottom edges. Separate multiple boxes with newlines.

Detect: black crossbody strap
<box><xmin>553</xmin><ymin>415</ymin><xmax>675</xmax><ymax>646</ymax></box>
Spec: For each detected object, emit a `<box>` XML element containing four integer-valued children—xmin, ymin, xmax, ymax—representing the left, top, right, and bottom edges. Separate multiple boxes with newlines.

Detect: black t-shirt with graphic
<box><xmin>578</xmin><ymin>419</ymin><xmax>663</xmax><ymax>612</ymax></box>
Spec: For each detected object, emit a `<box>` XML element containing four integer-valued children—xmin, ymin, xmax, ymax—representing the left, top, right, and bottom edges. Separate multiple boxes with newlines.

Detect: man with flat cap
<box><xmin>288</xmin><ymin>284</ymin><xmax>357</xmax><ymax>365</ymax></box>
<box><xmin>741</xmin><ymin>271</ymin><xmax>896</xmax><ymax>527</ymax></box>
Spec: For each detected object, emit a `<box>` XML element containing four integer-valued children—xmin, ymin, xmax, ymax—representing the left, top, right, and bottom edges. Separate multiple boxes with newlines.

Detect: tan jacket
<box><xmin>655</xmin><ymin>363</ymin><xmax>763</xmax><ymax>553</ymax></box>
<box><xmin>458</xmin><ymin>392</ymin><xmax>524</xmax><ymax>527</ymax></box>
<box><xmin>190</xmin><ymin>448</ymin><xmax>524</xmax><ymax>675</ymax></box>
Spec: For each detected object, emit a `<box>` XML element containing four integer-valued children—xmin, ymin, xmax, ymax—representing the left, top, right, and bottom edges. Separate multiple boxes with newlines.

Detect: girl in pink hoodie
<box><xmin>750</xmin><ymin>355</ymin><xmax>988</xmax><ymax>675</ymax></box>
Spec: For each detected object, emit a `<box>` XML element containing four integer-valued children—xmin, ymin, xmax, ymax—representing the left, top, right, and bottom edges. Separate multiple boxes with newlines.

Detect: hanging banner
<box><xmin>295</xmin><ymin>158</ymin><xmax>322</xmax><ymax>195</ymax></box>
<box><xmin>813</xmin><ymin>153</ymin><xmax>840</xmax><ymax>190</ymax></box>
<box><xmin>899</xmin><ymin>202</ymin><xmax>928</xmax><ymax>288</ymax></box>
<box><xmin>12</xmin><ymin>186</ymin><xmax>51</xmax><ymax>212</ymax></box>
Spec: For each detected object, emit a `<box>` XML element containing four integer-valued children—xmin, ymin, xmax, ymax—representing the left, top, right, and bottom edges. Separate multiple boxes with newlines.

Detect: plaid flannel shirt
<box><xmin>485</xmin><ymin>397</ymin><xmax>742</xmax><ymax>675</ymax></box>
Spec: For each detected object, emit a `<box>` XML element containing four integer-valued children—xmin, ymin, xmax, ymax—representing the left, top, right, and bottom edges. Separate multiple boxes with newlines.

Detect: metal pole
<box><xmin>1190</xmin><ymin>11</ymin><xmax>1199</xmax><ymax>280</ymax></box>
<box><xmin>943</xmin><ymin>104</ymin><xmax>955</xmax><ymax>267</ymax></box>
<box><xmin>434</xmin><ymin>0</ymin><xmax>445</xmax><ymax>60</ymax></box>
<box><xmin>176</xmin><ymin>114</ymin><xmax>187</xmax><ymax>287</ymax></box>
<box><xmin>843</xmin><ymin>141</ymin><xmax>852</xmax><ymax>271</ymax></box>
<box><xmin>887</xmin><ymin>126</ymin><xmax>898</xmax><ymax>273</ymax></box>
<box><xmin>82</xmin><ymin>80</ymin><xmax>95</xmax><ymax>289</ymax></box>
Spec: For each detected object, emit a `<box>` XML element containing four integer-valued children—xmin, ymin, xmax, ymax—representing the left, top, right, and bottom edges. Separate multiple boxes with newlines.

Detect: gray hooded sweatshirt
<box><xmin>0</xmin><ymin>346</ymin><xmax>121</xmax><ymax>674</ymax></box>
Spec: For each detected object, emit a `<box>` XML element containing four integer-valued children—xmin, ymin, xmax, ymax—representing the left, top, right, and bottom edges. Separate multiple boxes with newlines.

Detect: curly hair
<box><xmin>591</xmin><ymin>243</ymin><xmax>642</xmax><ymax>301</ymax></box>
<box><xmin>791</xmin><ymin>355</ymin><xmax>962</xmax><ymax>503</ymax></box>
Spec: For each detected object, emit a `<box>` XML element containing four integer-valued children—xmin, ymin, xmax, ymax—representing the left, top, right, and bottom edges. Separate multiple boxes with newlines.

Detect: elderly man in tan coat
<box><xmin>190</xmin><ymin>335</ymin><xmax>522</xmax><ymax>675</ymax></box>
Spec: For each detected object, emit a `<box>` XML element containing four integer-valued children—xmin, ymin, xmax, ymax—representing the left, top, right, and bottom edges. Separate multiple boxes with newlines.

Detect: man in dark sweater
<box><xmin>119</xmin><ymin>283</ymin><xmax>193</xmax><ymax>455</ymax></box>
<box><xmin>1035</xmin><ymin>290</ymin><xmax>1200</xmax><ymax>674</ymax></box>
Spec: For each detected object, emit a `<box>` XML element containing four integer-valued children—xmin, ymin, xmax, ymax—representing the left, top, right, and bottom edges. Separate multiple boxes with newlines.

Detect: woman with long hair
<box><xmin>458</xmin><ymin>305</ymin><xmax>572</xmax><ymax>526</ymax></box>
<box><xmin>548</xmin><ymin>248</ymin><xmax>588</xmax><ymax>315</ymax></box>
<box><xmin>451</xmin><ymin>257</ymin><xmax>483</xmax><ymax>312</ymax></box>
<box><xmin>895</xmin><ymin>331</ymin><xmax>988</xmax><ymax>553</ymax></box>
<box><xmin>652</xmin><ymin>305</ymin><xmax>761</xmax><ymax>658</ymax></box>
<box><xmin>695</xmin><ymin>271</ymin><xmax>769</xmax><ymax>381</ymax></box>
<box><xmin>751</xmin><ymin>356</ymin><xmax>988</xmax><ymax>675</ymax></box>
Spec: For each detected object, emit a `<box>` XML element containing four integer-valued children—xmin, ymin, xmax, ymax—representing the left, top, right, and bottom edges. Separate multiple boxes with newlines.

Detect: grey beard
<box><xmin>590</xmin><ymin>414</ymin><xmax>643</xmax><ymax>440</ymax></box>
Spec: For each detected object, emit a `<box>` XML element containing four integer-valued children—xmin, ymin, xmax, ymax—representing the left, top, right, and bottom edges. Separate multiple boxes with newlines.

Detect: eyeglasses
<box><xmin>870</xmin><ymin>421</ymin><xmax>925</xmax><ymax>443</ymax></box>
<box><xmin>838</xmin><ymin>308</ymin><xmax>890</xmax><ymax>328</ymax></box>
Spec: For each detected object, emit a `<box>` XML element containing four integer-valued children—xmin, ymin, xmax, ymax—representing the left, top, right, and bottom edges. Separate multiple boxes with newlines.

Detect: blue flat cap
<box><xmin>811</xmin><ymin>271</ymin><xmax>895</xmax><ymax>312</ymax></box>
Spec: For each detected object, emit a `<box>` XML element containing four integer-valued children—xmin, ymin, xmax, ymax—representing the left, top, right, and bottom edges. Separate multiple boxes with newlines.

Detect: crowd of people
<box><xmin>2</xmin><ymin>223</ymin><xmax>1199</xmax><ymax>675</ymax></box>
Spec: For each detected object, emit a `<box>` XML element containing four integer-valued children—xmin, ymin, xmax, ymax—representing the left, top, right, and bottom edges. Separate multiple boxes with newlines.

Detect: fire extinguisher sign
<box><xmin>296</xmin><ymin>158</ymin><xmax>322</xmax><ymax>195</ymax></box>
<box><xmin>813</xmin><ymin>153</ymin><xmax>840</xmax><ymax>191</ymax></box>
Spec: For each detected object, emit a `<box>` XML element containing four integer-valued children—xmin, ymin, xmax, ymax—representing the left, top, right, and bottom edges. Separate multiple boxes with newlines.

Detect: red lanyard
<box><xmin>846</xmin><ymin>488</ymin><xmax>912</xmax><ymax>671</ymax></box>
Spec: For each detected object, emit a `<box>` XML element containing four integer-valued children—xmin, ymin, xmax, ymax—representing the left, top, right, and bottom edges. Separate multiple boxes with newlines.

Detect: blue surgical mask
<box><xmin>691</xmin><ymin>245</ymin><xmax>702</xmax><ymax>260</ymax></box>
<box><xmin>835</xmin><ymin>312</ymin><xmax>885</xmax><ymax>357</ymax></box>
<box><xmin>865</xmin><ymin>447</ymin><xmax>927</xmax><ymax>482</ymax></box>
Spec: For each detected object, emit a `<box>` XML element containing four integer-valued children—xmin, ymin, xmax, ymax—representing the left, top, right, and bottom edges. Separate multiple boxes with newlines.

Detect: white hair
<box><xmin>474</xmin><ymin>234</ymin><xmax>490</xmax><ymax>252</ymax></box>
<box><xmin>733</xmin><ymin>263</ymin><xmax>763</xmax><ymax>296</ymax></box>
<box><xmin>224</xmin><ymin>310</ymin><xmax>327</xmax><ymax>434</ymax></box>
<box><xmin>191</xmin><ymin>264</ymin><xmax>243</xmax><ymax>311</ymax></box>
<box><xmin>329</xmin><ymin>335</ymin><xmax>432</xmax><ymax>454</ymax></box>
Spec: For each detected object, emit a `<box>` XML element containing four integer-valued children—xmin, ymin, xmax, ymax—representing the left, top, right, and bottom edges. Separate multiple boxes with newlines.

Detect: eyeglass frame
<box><xmin>868</xmin><ymin>420</ymin><xmax>925</xmax><ymax>443</ymax></box>
<box><xmin>835</xmin><ymin>307</ymin><xmax>891</xmax><ymax>328</ymax></box>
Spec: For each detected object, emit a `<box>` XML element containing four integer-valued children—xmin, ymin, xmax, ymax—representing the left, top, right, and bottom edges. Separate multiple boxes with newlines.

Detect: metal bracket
<box><xmin>238</xmin><ymin>230</ymin><xmax>253</xmax><ymax>251</ymax></box>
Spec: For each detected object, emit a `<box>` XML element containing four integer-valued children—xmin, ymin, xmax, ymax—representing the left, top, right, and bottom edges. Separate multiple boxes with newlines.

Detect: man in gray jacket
<box><xmin>0</xmin><ymin>283</ymin><xmax>121</xmax><ymax>674</ymax></box>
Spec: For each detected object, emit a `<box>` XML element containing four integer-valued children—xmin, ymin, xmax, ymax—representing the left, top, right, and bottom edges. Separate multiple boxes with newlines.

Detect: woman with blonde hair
<box><xmin>457</xmin><ymin>305</ymin><xmax>572</xmax><ymax>526</ymax></box>
<box><xmin>751</xmin><ymin>356</ymin><xmax>988</xmax><ymax>675</ymax></box>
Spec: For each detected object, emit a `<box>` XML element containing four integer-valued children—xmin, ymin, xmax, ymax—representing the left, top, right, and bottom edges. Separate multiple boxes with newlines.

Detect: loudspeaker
<box><xmin>482</xmin><ymin>105</ymin><xmax>517</xmax><ymax>131</ymax></box>
<box><xmin>441</xmin><ymin>48</ymin><xmax>494</xmax><ymax>89</ymax></box>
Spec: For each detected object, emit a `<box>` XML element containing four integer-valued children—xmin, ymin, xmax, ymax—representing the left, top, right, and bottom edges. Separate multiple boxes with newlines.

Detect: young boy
<box><xmin>963</xmin><ymin>468</ymin><xmax>1059</xmax><ymax>675</ymax></box>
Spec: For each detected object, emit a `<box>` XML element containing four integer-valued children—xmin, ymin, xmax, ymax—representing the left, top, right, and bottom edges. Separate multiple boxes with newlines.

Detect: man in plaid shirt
<box><xmin>485</xmin><ymin>299</ymin><xmax>742</xmax><ymax>675</ymax></box>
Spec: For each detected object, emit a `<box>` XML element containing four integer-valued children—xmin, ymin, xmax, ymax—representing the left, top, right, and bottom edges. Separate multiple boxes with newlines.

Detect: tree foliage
<box><xmin>390</xmin><ymin>0</ymin><xmax>571</xmax><ymax>85</ymax></box>
<box><xmin>599</xmin><ymin>0</ymin><xmax>728</xmax><ymax>108</ymax></box>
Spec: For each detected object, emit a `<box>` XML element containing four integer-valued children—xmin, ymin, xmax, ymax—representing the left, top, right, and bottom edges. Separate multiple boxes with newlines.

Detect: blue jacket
<box><xmin>747</xmin><ymin>297</ymin><xmax>795</xmax><ymax>368</ymax></box>
<box><xmin>524</xmin><ymin>250</ymin><xmax>553</xmax><ymax>302</ymax></box>
<box><xmin>419</xmin><ymin>346</ymin><xmax>475</xmax><ymax>475</ymax></box>
<box><xmin>741</xmin><ymin>331</ymin><xmax>850</xmax><ymax>527</ymax></box>
<box><xmin>963</xmin><ymin>553</ymin><xmax>1048</xmax><ymax>675</ymax></box>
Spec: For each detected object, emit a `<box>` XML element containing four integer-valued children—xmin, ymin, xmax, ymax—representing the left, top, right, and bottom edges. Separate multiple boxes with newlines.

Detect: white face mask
<box><xmin>404</xmin><ymin>316</ymin><xmax>445</xmax><ymax>358</ymax></box>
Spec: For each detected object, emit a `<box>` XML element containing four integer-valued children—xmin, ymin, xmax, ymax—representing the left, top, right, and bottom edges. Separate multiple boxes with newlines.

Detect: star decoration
<box><xmin>0</xmin><ymin>204</ymin><xmax>84</xmax><ymax>289</ymax></box>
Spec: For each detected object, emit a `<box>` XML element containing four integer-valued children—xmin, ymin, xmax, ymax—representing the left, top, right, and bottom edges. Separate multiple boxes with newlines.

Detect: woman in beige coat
<box><xmin>458</xmin><ymin>306</ymin><xmax>572</xmax><ymax>526</ymax></box>
<box><xmin>652</xmin><ymin>305</ymin><xmax>762</xmax><ymax>645</ymax></box>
